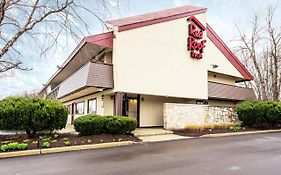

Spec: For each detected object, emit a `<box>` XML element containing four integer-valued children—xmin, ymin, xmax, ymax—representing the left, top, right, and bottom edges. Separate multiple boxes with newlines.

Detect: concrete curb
<box><xmin>0</xmin><ymin>141</ymin><xmax>136</xmax><ymax>159</ymax></box>
<box><xmin>200</xmin><ymin>129</ymin><xmax>281</xmax><ymax>138</ymax></box>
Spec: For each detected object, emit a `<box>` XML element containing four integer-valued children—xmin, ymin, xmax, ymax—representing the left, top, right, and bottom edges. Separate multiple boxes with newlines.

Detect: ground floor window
<box><xmin>76</xmin><ymin>102</ymin><xmax>84</xmax><ymax>114</ymax></box>
<box><xmin>88</xmin><ymin>98</ymin><xmax>97</xmax><ymax>114</ymax></box>
<box><xmin>66</xmin><ymin>104</ymin><xmax>72</xmax><ymax>114</ymax></box>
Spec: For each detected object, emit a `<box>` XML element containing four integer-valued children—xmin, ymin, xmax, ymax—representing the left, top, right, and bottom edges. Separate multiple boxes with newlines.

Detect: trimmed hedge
<box><xmin>0</xmin><ymin>97</ymin><xmax>68</xmax><ymax>137</ymax></box>
<box><xmin>74</xmin><ymin>115</ymin><xmax>137</xmax><ymax>135</ymax></box>
<box><xmin>236</xmin><ymin>100</ymin><xmax>281</xmax><ymax>126</ymax></box>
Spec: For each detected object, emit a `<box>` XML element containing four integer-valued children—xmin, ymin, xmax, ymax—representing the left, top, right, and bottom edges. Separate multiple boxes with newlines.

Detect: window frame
<box><xmin>88</xmin><ymin>98</ymin><xmax>97</xmax><ymax>114</ymax></box>
<box><xmin>75</xmin><ymin>101</ymin><xmax>85</xmax><ymax>115</ymax></box>
<box><xmin>66</xmin><ymin>104</ymin><xmax>72</xmax><ymax>115</ymax></box>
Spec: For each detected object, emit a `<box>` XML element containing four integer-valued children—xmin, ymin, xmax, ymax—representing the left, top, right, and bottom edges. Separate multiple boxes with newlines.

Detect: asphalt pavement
<box><xmin>1</xmin><ymin>132</ymin><xmax>281</xmax><ymax>175</ymax></box>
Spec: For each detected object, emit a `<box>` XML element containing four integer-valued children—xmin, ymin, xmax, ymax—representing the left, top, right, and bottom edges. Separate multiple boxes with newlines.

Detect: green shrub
<box><xmin>17</xmin><ymin>143</ymin><xmax>28</xmax><ymax>150</ymax></box>
<box><xmin>64</xmin><ymin>141</ymin><xmax>71</xmax><ymax>146</ymax></box>
<box><xmin>105</xmin><ymin>116</ymin><xmax>137</xmax><ymax>134</ymax></box>
<box><xmin>0</xmin><ymin>143</ymin><xmax>28</xmax><ymax>152</ymax></box>
<box><xmin>8</xmin><ymin>142</ymin><xmax>18</xmax><ymax>150</ymax></box>
<box><xmin>0</xmin><ymin>97</ymin><xmax>68</xmax><ymax>137</ymax></box>
<box><xmin>62</xmin><ymin>137</ymin><xmax>69</xmax><ymax>141</ymax></box>
<box><xmin>74</xmin><ymin>115</ymin><xmax>137</xmax><ymax>136</ymax></box>
<box><xmin>42</xmin><ymin>142</ymin><xmax>50</xmax><ymax>148</ymax></box>
<box><xmin>229</xmin><ymin>125</ymin><xmax>242</xmax><ymax>132</ymax></box>
<box><xmin>1</xmin><ymin>144</ymin><xmax>9</xmax><ymax>152</ymax></box>
<box><xmin>237</xmin><ymin>100</ymin><xmax>281</xmax><ymax>126</ymax></box>
<box><xmin>74</xmin><ymin>115</ymin><xmax>107</xmax><ymax>135</ymax></box>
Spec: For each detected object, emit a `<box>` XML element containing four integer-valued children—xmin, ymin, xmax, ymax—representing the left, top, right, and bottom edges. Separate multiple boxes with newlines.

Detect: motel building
<box><xmin>39</xmin><ymin>5</ymin><xmax>255</xmax><ymax>129</ymax></box>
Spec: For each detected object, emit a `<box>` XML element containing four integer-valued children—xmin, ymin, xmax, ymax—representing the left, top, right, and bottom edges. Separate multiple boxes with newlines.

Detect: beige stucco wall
<box><xmin>113</xmin><ymin>13</ymin><xmax>208</xmax><ymax>100</ymax></box>
<box><xmin>206</xmin><ymin>38</ymin><xmax>244</xmax><ymax>79</ymax></box>
<box><xmin>112</xmin><ymin>12</ymin><xmax>246</xmax><ymax>100</ymax></box>
<box><xmin>208</xmin><ymin>72</ymin><xmax>236</xmax><ymax>85</ymax></box>
<box><xmin>139</xmin><ymin>95</ymin><xmax>195</xmax><ymax>127</ymax></box>
<box><xmin>62</xmin><ymin>90</ymin><xmax>114</xmax><ymax>124</ymax></box>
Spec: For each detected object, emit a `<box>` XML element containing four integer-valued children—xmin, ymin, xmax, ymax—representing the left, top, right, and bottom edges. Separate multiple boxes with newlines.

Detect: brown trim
<box><xmin>87</xmin><ymin>98</ymin><xmax>97</xmax><ymax>114</ymax></box>
<box><xmin>71</xmin><ymin>103</ymin><xmax>75</xmax><ymax>124</ymax></box>
<box><xmin>208</xmin><ymin>81</ymin><xmax>252</xmax><ymax>90</ymax></box>
<box><xmin>137</xmin><ymin>94</ymin><xmax>140</xmax><ymax>128</ymax></box>
<box><xmin>114</xmin><ymin>92</ymin><xmax>125</xmax><ymax>116</ymax></box>
<box><xmin>208</xmin><ymin>97</ymin><xmax>240</xmax><ymax>102</ymax></box>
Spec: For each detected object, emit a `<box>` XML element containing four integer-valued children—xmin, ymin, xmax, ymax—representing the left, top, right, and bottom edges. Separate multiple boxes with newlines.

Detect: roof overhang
<box><xmin>39</xmin><ymin>31</ymin><xmax>114</xmax><ymax>96</ymax></box>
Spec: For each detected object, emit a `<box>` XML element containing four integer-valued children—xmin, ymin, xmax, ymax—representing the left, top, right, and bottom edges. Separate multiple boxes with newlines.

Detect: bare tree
<box><xmin>0</xmin><ymin>0</ymin><xmax>117</xmax><ymax>74</ymax></box>
<box><xmin>21</xmin><ymin>89</ymin><xmax>38</xmax><ymax>98</ymax></box>
<box><xmin>235</xmin><ymin>4</ymin><xmax>281</xmax><ymax>101</ymax></box>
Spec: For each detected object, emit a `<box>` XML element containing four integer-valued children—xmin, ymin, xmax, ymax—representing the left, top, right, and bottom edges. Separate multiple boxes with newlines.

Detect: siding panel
<box><xmin>208</xmin><ymin>81</ymin><xmax>256</xmax><ymax>101</ymax></box>
<box><xmin>57</xmin><ymin>62</ymin><xmax>113</xmax><ymax>98</ymax></box>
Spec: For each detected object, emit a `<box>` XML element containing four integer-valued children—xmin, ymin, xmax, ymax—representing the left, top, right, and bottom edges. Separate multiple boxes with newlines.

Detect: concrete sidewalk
<box><xmin>133</xmin><ymin>128</ymin><xmax>192</xmax><ymax>142</ymax></box>
<box><xmin>139</xmin><ymin>134</ymin><xmax>191</xmax><ymax>142</ymax></box>
<box><xmin>58</xmin><ymin>124</ymin><xmax>77</xmax><ymax>134</ymax></box>
<box><xmin>132</xmin><ymin>128</ymin><xmax>173</xmax><ymax>137</ymax></box>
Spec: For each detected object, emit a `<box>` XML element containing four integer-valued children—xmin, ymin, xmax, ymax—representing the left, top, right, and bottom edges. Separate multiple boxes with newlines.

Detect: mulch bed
<box><xmin>0</xmin><ymin>133</ymin><xmax>140</xmax><ymax>152</ymax></box>
<box><xmin>173</xmin><ymin>125</ymin><xmax>281</xmax><ymax>137</ymax></box>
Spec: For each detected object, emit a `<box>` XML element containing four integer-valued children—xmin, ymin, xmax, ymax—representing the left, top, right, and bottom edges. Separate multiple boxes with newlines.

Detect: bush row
<box><xmin>74</xmin><ymin>115</ymin><xmax>137</xmax><ymax>136</ymax></box>
<box><xmin>237</xmin><ymin>100</ymin><xmax>281</xmax><ymax>126</ymax></box>
<box><xmin>0</xmin><ymin>97</ymin><xmax>68</xmax><ymax>137</ymax></box>
<box><xmin>1</xmin><ymin>142</ymin><xmax>28</xmax><ymax>152</ymax></box>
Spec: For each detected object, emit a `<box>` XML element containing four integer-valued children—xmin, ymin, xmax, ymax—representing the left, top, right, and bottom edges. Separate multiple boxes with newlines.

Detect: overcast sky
<box><xmin>0</xmin><ymin>0</ymin><xmax>280</xmax><ymax>98</ymax></box>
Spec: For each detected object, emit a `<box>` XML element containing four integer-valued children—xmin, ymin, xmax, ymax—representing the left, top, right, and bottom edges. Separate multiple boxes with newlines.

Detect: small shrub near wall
<box><xmin>236</xmin><ymin>100</ymin><xmax>281</xmax><ymax>126</ymax></box>
<box><xmin>0</xmin><ymin>97</ymin><xmax>68</xmax><ymax>137</ymax></box>
<box><xmin>74</xmin><ymin>115</ymin><xmax>137</xmax><ymax>136</ymax></box>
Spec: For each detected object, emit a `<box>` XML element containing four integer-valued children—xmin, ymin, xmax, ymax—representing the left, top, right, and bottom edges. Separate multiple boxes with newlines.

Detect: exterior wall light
<box><xmin>212</xmin><ymin>64</ymin><xmax>219</xmax><ymax>69</ymax></box>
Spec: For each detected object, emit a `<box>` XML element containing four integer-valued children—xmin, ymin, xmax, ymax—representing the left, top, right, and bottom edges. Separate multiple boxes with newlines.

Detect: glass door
<box><xmin>127</xmin><ymin>98</ymin><xmax>138</xmax><ymax>120</ymax></box>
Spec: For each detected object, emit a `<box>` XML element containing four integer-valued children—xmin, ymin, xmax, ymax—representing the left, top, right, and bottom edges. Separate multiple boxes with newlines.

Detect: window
<box><xmin>76</xmin><ymin>102</ymin><xmax>84</xmax><ymax>114</ymax></box>
<box><xmin>66</xmin><ymin>105</ymin><xmax>72</xmax><ymax>114</ymax></box>
<box><xmin>88</xmin><ymin>98</ymin><xmax>97</xmax><ymax>114</ymax></box>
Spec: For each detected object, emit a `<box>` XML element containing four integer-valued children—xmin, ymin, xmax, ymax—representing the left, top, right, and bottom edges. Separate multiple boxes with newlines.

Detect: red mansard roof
<box><xmin>84</xmin><ymin>31</ymin><xmax>114</xmax><ymax>48</ymax></box>
<box><xmin>106</xmin><ymin>5</ymin><xmax>207</xmax><ymax>32</ymax></box>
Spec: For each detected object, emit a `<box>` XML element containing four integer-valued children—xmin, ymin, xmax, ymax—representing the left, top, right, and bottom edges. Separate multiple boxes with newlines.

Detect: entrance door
<box><xmin>125</xmin><ymin>95</ymin><xmax>140</xmax><ymax>127</ymax></box>
<box><xmin>127</xmin><ymin>98</ymin><xmax>138</xmax><ymax>119</ymax></box>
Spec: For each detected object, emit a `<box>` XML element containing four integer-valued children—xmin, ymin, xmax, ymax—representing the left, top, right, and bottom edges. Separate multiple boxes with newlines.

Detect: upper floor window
<box><xmin>88</xmin><ymin>98</ymin><xmax>97</xmax><ymax>114</ymax></box>
<box><xmin>76</xmin><ymin>102</ymin><xmax>84</xmax><ymax>114</ymax></box>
